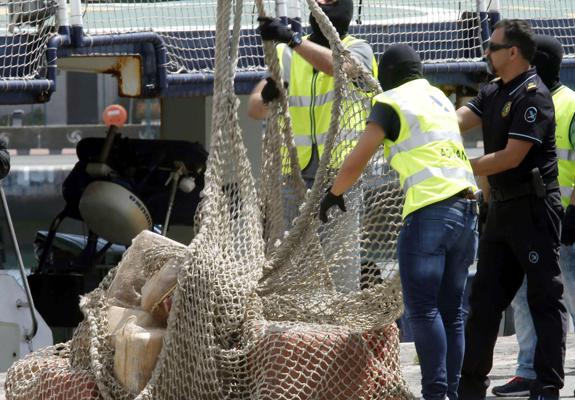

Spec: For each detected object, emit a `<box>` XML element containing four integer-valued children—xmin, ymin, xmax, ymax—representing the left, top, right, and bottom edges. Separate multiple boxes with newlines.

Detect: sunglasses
<box><xmin>487</xmin><ymin>41</ymin><xmax>514</xmax><ymax>52</ymax></box>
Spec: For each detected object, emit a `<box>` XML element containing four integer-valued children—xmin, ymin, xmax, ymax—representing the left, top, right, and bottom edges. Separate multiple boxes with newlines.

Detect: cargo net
<box><xmin>494</xmin><ymin>0</ymin><xmax>575</xmax><ymax>58</ymax></box>
<box><xmin>5</xmin><ymin>0</ymin><xmax>411</xmax><ymax>399</ymax></box>
<box><xmin>0</xmin><ymin>0</ymin><xmax>56</xmax><ymax>79</ymax></box>
<box><xmin>79</xmin><ymin>0</ymin><xmax>486</xmax><ymax>75</ymax></box>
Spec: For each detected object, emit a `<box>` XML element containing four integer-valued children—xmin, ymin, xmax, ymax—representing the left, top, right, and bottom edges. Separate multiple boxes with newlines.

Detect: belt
<box><xmin>452</xmin><ymin>187</ymin><xmax>477</xmax><ymax>200</ymax></box>
<box><xmin>443</xmin><ymin>187</ymin><xmax>479</xmax><ymax>215</ymax></box>
<box><xmin>491</xmin><ymin>180</ymin><xmax>559</xmax><ymax>202</ymax></box>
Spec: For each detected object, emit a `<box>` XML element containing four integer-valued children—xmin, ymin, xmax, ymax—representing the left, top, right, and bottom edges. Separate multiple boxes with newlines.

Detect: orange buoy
<box><xmin>102</xmin><ymin>104</ymin><xmax>128</xmax><ymax>127</ymax></box>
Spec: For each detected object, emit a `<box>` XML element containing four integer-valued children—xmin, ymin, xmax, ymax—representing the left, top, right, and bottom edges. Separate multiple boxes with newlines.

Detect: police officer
<box><xmin>492</xmin><ymin>34</ymin><xmax>575</xmax><ymax>398</ymax></box>
<box><xmin>320</xmin><ymin>44</ymin><xmax>478</xmax><ymax>400</ymax></box>
<box><xmin>455</xmin><ymin>20</ymin><xmax>567</xmax><ymax>400</ymax></box>
<box><xmin>247</xmin><ymin>0</ymin><xmax>376</xmax><ymax>187</ymax></box>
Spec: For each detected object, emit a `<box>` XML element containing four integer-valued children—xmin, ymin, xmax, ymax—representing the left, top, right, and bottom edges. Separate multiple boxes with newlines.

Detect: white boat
<box><xmin>0</xmin><ymin>270</ymin><xmax>52</xmax><ymax>372</ymax></box>
<box><xmin>0</xmin><ymin>184</ymin><xmax>52</xmax><ymax>373</ymax></box>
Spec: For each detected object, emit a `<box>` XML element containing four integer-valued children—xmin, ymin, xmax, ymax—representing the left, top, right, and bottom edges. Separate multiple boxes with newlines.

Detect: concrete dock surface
<box><xmin>401</xmin><ymin>333</ymin><xmax>575</xmax><ymax>399</ymax></box>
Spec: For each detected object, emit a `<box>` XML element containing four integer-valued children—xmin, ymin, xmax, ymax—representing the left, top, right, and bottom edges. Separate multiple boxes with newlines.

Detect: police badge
<box><xmin>501</xmin><ymin>101</ymin><xmax>512</xmax><ymax>117</ymax></box>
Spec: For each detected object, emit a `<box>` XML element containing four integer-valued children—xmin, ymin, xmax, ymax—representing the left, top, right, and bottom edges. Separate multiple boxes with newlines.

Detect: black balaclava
<box><xmin>378</xmin><ymin>44</ymin><xmax>423</xmax><ymax>91</ymax></box>
<box><xmin>533</xmin><ymin>34</ymin><xmax>564</xmax><ymax>90</ymax></box>
<box><xmin>309</xmin><ymin>0</ymin><xmax>354</xmax><ymax>48</ymax></box>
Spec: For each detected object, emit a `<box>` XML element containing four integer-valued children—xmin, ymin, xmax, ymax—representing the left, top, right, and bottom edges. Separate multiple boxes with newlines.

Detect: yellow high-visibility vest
<box><xmin>553</xmin><ymin>85</ymin><xmax>575</xmax><ymax>208</ymax></box>
<box><xmin>374</xmin><ymin>79</ymin><xmax>477</xmax><ymax>218</ymax></box>
<box><xmin>278</xmin><ymin>35</ymin><xmax>377</xmax><ymax>170</ymax></box>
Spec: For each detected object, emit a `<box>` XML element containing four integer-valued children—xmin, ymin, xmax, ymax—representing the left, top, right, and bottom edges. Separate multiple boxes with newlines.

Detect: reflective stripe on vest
<box><xmin>292</xmin><ymin>128</ymin><xmax>356</xmax><ymax>147</ymax></box>
<box><xmin>389</xmin><ymin>130</ymin><xmax>463</xmax><ymax>159</ymax></box>
<box><xmin>289</xmin><ymin>91</ymin><xmax>335</xmax><ymax>108</ymax></box>
<box><xmin>293</xmin><ymin>131</ymin><xmax>327</xmax><ymax>146</ymax></box>
<box><xmin>561</xmin><ymin>185</ymin><xmax>573</xmax><ymax>200</ymax></box>
<box><xmin>553</xmin><ymin>85</ymin><xmax>575</xmax><ymax>207</ymax></box>
<box><xmin>403</xmin><ymin>167</ymin><xmax>476</xmax><ymax>193</ymax></box>
<box><xmin>557</xmin><ymin>148</ymin><xmax>575</xmax><ymax>162</ymax></box>
<box><xmin>375</xmin><ymin>79</ymin><xmax>477</xmax><ymax>218</ymax></box>
<box><xmin>281</xmin><ymin>46</ymin><xmax>292</xmax><ymax>84</ymax></box>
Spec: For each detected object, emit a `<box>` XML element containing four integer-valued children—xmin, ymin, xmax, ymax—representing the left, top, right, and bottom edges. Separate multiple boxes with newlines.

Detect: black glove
<box><xmin>561</xmin><ymin>205</ymin><xmax>575</xmax><ymax>246</ymax></box>
<box><xmin>319</xmin><ymin>189</ymin><xmax>346</xmax><ymax>223</ymax></box>
<box><xmin>261</xmin><ymin>77</ymin><xmax>281</xmax><ymax>104</ymax></box>
<box><xmin>257</xmin><ymin>16</ymin><xmax>295</xmax><ymax>44</ymax></box>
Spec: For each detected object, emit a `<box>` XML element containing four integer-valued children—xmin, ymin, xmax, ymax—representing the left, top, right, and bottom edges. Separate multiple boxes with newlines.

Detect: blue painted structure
<box><xmin>0</xmin><ymin>15</ymin><xmax>574</xmax><ymax>104</ymax></box>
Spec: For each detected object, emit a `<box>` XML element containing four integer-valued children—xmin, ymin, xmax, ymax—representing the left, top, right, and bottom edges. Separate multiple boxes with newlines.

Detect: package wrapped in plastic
<box><xmin>113</xmin><ymin>318</ymin><xmax>166</xmax><ymax>394</ymax></box>
<box><xmin>106</xmin><ymin>231</ymin><xmax>187</xmax><ymax>309</ymax></box>
<box><xmin>140</xmin><ymin>258</ymin><xmax>180</xmax><ymax>325</ymax></box>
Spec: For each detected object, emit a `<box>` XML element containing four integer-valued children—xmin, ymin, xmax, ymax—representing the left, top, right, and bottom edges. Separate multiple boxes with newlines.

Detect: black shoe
<box><xmin>528</xmin><ymin>384</ymin><xmax>559</xmax><ymax>400</ymax></box>
<box><xmin>458</xmin><ymin>374</ymin><xmax>489</xmax><ymax>400</ymax></box>
<box><xmin>491</xmin><ymin>377</ymin><xmax>533</xmax><ymax>397</ymax></box>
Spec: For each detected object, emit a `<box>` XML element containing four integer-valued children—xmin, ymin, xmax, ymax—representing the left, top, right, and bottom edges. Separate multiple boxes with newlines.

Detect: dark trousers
<box><xmin>458</xmin><ymin>192</ymin><xmax>567</xmax><ymax>399</ymax></box>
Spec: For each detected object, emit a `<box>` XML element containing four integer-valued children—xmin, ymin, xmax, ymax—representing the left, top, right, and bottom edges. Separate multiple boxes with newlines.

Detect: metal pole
<box><xmin>477</xmin><ymin>0</ymin><xmax>492</xmax><ymax>50</ymax></box>
<box><xmin>162</xmin><ymin>168</ymin><xmax>183</xmax><ymax>236</ymax></box>
<box><xmin>0</xmin><ymin>184</ymin><xmax>38</xmax><ymax>340</ymax></box>
<box><xmin>276</xmin><ymin>0</ymin><xmax>288</xmax><ymax>25</ymax></box>
<box><xmin>356</xmin><ymin>0</ymin><xmax>363</xmax><ymax>25</ymax></box>
<box><xmin>55</xmin><ymin>0</ymin><xmax>69</xmax><ymax>32</ymax></box>
<box><xmin>288</xmin><ymin>0</ymin><xmax>302</xmax><ymax>33</ymax></box>
<box><xmin>488</xmin><ymin>0</ymin><xmax>502</xmax><ymax>27</ymax></box>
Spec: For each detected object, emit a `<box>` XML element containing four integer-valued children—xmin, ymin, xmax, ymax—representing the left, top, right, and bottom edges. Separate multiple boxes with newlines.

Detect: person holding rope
<box><xmin>319</xmin><ymin>43</ymin><xmax>479</xmax><ymax>400</ymax></box>
<box><xmin>247</xmin><ymin>0</ymin><xmax>377</xmax><ymax>188</ymax></box>
<box><xmin>248</xmin><ymin>0</ymin><xmax>379</xmax><ymax>291</ymax></box>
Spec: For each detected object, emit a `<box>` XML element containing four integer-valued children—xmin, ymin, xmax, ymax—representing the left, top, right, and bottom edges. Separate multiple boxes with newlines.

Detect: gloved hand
<box><xmin>319</xmin><ymin>189</ymin><xmax>346</xmax><ymax>223</ymax></box>
<box><xmin>261</xmin><ymin>77</ymin><xmax>281</xmax><ymax>104</ymax></box>
<box><xmin>561</xmin><ymin>205</ymin><xmax>575</xmax><ymax>246</ymax></box>
<box><xmin>257</xmin><ymin>16</ymin><xmax>295</xmax><ymax>44</ymax></box>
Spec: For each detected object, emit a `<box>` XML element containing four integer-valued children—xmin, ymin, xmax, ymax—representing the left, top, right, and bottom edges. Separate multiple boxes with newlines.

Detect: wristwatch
<box><xmin>288</xmin><ymin>32</ymin><xmax>302</xmax><ymax>49</ymax></box>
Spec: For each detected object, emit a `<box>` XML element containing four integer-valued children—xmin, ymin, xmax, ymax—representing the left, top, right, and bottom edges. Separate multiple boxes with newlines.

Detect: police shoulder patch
<box><xmin>526</xmin><ymin>81</ymin><xmax>538</xmax><ymax>91</ymax></box>
<box><xmin>524</xmin><ymin>106</ymin><xmax>538</xmax><ymax>123</ymax></box>
<box><xmin>501</xmin><ymin>101</ymin><xmax>512</xmax><ymax>118</ymax></box>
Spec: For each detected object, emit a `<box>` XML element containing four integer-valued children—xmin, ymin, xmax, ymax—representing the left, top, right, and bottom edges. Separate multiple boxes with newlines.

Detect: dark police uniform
<box><xmin>459</xmin><ymin>68</ymin><xmax>567</xmax><ymax>399</ymax></box>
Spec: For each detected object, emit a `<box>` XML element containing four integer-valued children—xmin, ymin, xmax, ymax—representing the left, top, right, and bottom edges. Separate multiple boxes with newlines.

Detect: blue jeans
<box><xmin>511</xmin><ymin>243</ymin><xmax>575</xmax><ymax>379</ymax></box>
<box><xmin>398</xmin><ymin>197</ymin><xmax>478</xmax><ymax>400</ymax></box>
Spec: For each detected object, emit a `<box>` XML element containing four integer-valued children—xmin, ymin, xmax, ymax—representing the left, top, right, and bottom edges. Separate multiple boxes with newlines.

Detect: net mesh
<box><xmin>0</xmin><ymin>0</ymin><xmax>56</xmax><ymax>79</ymax></box>
<box><xmin>78</xmin><ymin>0</ymin><xmax>485</xmax><ymax>74</ymax></box>
<box><xmin>2</xmin><ymin>0</ymin><xmax>574</xmax><ymax>86</ymax></box>
<box><xmin>6</xmin><ymin>0</ymin><xmax>413</xmax><ymax>398</ymax></box>
<box><xmin>76</xmin><ymin>0</ymin><xmax>575</xmax><ymax>76</ymax></box>
<box><xmin>495</xmin><ymin>0</ymin><xmax>575</xmax><ymax>57</ymax></box>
